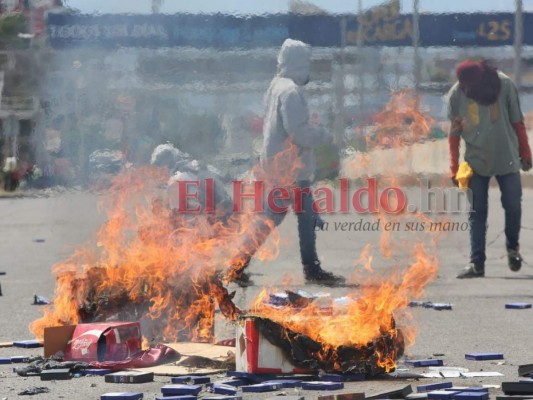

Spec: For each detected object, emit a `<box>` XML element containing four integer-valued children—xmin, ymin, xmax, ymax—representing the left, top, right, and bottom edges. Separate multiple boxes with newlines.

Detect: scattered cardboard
<box><xmin>44</xmin><ymin>325</ymin><xmax>76</xmax><ymax>357</ymax></box>
<box><xmin>318</xmin><ymin>392</ymin><xmax>365</xmax><ymax>400</ymax></box>
<box><xmin>0</xmin><ymin>342</ymin><xmax>13</xmax><ymax>348</ymax></box>
<box><xmin>133</xmin><ymin>342</ymin><xmax>234</xmax><ymax>376</ymax></box>
<box><xmin>462</xmin><ymin>372</ymin><xmax>504</xmax><ymax>377</ymax></box>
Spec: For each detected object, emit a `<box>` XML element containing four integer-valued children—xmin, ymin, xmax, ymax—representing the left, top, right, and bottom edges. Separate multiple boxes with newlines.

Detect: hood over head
<box><xmin>456</xmin><ymin>60</ymin><xmax>501</xmax><ymax>106</ymax></box>
<box><xmin>277</xmin><ymin>38</ymin><xmax>312</xmax><ymax>86</ymax></box>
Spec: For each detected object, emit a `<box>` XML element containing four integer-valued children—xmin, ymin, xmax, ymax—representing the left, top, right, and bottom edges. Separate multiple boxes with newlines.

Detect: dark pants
<box><xmin>236</xmin><ymin>180</ymin><xmax>321</xmax><ymax>274</ymax></box>
<box><xmin>468</xmin><ymin>172</ymin><xmax>522</xmax><ymax>267</ymax></box>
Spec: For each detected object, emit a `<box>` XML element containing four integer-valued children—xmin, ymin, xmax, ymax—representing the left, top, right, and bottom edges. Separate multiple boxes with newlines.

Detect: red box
<box><xmin>44</xmin><ymin>322</ymin><xmax>142</xmax><ymax>362</ymax></box>
<box><xmin>236</xmin><ymin>318</ymin><xmax>313</xmax><ymax>374</ymax></box>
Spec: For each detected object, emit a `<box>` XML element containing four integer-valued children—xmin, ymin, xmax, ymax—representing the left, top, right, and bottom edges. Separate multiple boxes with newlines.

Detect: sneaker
<box><xmin>507</xmin><ymin>248</ymin><xmax>523</xmax><ymax>272</ymax></box>
<box><xmin>305</xmin><ymin>269</ymin><xmax>347</xmax><ymax>287</ymax></box>
<box><xmin>456</xmin><ymin>263</ymin><xmax>485</xmax><ymax>279</ymax></box>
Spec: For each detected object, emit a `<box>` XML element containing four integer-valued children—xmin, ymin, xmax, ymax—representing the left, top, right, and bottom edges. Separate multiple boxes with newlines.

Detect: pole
<box><xmin>513</xmin><ymin>0</ymin><xmax>523</xmax><ymax>88</ymax></box>
<box><xmin>357</xmin><ymin>0</ymin><xmax>364</xmax><ymax>108</ymax></box>
<box><xmin>413</xmin><ymin>0</ymin><xmax>421</xmax><ymax>89</ymax></box>
<box><xmin>333</xmin><ymin>17</ymin><xmax>347</xmax><ymax>146</ymax></box>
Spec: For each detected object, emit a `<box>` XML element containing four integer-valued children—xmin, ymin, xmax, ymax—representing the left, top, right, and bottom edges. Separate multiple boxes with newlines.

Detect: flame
<box><xmin>367</xmin><ymin>89</ymin><xmax>435</xmax><ymax>149</ymax></box>
<box><xmin>245</xmin><ymin>91</ymin><xmax>442</xmax><ymax>372</ymax></box>
<box><xmin>30</xmin><ymin>142</ymin><xmax>302</xmax><ymax>343</ymax></box>
<box><xmin>250</xmin><ymin>242</ymin><xmax>438</xmax><ymax>371</ymax></box>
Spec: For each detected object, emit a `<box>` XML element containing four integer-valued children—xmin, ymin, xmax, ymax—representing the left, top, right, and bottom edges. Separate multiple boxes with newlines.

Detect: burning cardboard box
<box><xmin>44</xmin><ymin>322</ymin><xmax>142</xmax><ymax>362</ymax></box>
<box><xmin>236</xmin><ymin>317</ymin><xmax>310</xmax><ymax>374</ymax></box>
<box><xmin>236</xmin><ymin>316</ymin><xmax>403</xmax><ymax>376</ymax></box>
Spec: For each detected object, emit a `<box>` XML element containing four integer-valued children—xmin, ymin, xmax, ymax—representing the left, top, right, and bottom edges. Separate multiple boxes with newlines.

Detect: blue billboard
<box><xmin>46</xmin><ymin>12</ymin><xmax>531</xmax><ymax>49</ymax></box>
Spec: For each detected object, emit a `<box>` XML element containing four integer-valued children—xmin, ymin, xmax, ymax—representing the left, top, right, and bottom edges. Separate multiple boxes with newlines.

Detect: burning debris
<box><xmin>28</xmin><ymin>140</ymin><xmax>438</xmax><ymax>375</ymax></box>
<box><xmin>366</xmin><ymin>90</ymin><xmax>436</xmax><ymax>149</ymax></box>
<box><xmin>250</xmin><ymin>316</ymin><xmax>404</xmax><ymax>376</ymax></box>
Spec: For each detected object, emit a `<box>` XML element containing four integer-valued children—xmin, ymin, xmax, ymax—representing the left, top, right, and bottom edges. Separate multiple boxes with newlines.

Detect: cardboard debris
<box><xmin>428</xmin><ymin>367</ymin><xmax>469</xmax><ymax>378</ymax></box>
<box><xmin>318</xmin><ymin>393</ymin><xmax>364</xmax><ymax>400</ymax></box>
<box><xmin>407</xmin><ymin>394</ymin><xmax>428</xmax><ymax>400</ymax></box>
<box><xmin>236</xmin><ymin>318</ymin><xmax>312</xmax><ymax>374</ymax></box>
<box><xmin>132</xmin><ymin>342</ymin><xmax>233</xmax><ymax>376</ymax></box>
<box><xmin>461</xmin><ymin>372</ymin><xmax>504</xmax><ymax>377</ymax></box>
<box><xmin>0</xmin><ymin>342</ymin><xmax>13</xmax><ymax>348</ymax></box>
<box><xmin>366</xmin><ymin>384</ymin><xmax>413</xmax><ymax>399</ymax></box>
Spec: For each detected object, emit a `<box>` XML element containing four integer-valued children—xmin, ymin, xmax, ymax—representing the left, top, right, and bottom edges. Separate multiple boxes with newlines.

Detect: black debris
<box><xmin>18</xmin><ymin>386</ymin><xmax>51</xmax><ymax>396</ymax></box>
<box><xmin>32</xmin><ymin>295</ymin><xmax>50</xmax><ymax>305</ymax></box>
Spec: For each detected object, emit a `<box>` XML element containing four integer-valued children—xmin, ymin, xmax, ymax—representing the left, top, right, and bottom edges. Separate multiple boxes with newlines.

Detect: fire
<box><xmin>367</xmin><ymin>89</ymin><xmax>436</xmax><ymax>149</ymax></box>
<box><xmin>250</xmin><ymin>241</ymin><xmax>438</xmax><ymax>372</ymax></box>
<box><xmin>31</xmin><ymin>142</ymin><xmax>302</xmax><ymax>343</ymax></box>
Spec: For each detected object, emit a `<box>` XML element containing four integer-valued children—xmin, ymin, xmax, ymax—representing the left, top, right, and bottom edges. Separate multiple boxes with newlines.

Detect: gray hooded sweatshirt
<box><xmin>261</xmin><ymin>39</ymin><xmax>332</xmax><ymax>182</ymax></box>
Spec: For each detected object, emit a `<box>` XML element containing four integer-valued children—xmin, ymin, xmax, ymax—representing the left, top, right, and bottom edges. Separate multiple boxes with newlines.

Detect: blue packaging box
<box><xmin>432</xmin><ymin>304</ymin><xmax>453</xmax><ymax>311</ymax></box>
<box><xmin>262</xmin><ymin>379</ymin><xmax>302</xmax><ymax>388</ymax></box>
<box><xmin>405</xmin><ymin>359</ymin><xmax>444</xmax><ymax>367</ymax></box>
<box><xmin>320</xmin><ymin>373</ymin><xmax>365</xmax><ymax>382</ymax></box>
<box><xmin>417</xmin><ymin>382</ymin><xmax>454</xmax><ymax>393</ymax></box>
<box><xmin>11</xmin><ymin>356</ymin><xmax>30</xmax><ymax>363</ymax></box>
<box><xmin>428</xmin><ymin>391</ymin><xmax>460</xmax><ymax>400</ymax></box>
<box><xmin>155</xmin><ymin>397</ymin><xmax>197</xmax><ymax>400</ymax></box>
<box><xmin>172</xmin><ymin>376</ymin><xmax>211</xmax><ymax>384</ymax></box>
<box><xmin>203</xmin><ymin>397</ymin><xmax>242</xmax><ymax>400</ymax></box>
<box><xmin>506</xmin><ymin>303</ymin><xmax>532</xmax><ymax>309</ymax></box>
<box><xmin>161</xmin><ymin>385</ymin><xmax>203</xmax><ymax>396</ymax></box>
<box><xmin>211</xmin><ymin>384</ymin><xmax>237</xmax><ymax>396</ymax></box>
<box><xmin>241</xmin><ymin>383</ymin><xmax>284</xmax><ymax>393</ymax></box>
<box><xmin>0</xmin><ymin>357</ymin><xmax>12</xmax><ymax>364</ymax></box>
<box><xmin>301</xmin><ymin>381</ymin><xmax>344</xmax><ymax>391</ymax></box>
<box><xmin>13</xmin><ymin>340</ymin><xmax>43</xmax><ymax>348</ymax></box>
<box><xmin>465</xmin><ymin>352</ymin><xmax>504</xmax><ymax>361</ymax></box>
<box><xmin>453</xmin><ymin>392</ymin><xmax>489</xmax><ymax>400</ymax></box>
<box><xmin>101</xmin><ymin>393</ymin><xmax>143</xmax><ymax>400</ymax></box>
<box><xmin>80</xmin><ymin>368</ymin><xmax>113</xmax><ymax>376</ymax></box>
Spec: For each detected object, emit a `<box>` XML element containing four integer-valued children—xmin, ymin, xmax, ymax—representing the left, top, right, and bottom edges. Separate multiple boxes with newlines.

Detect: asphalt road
<box><xmin>1</xmin><ymin>185</ymin><xmax>533</xmax><ymax>399</ymax></box>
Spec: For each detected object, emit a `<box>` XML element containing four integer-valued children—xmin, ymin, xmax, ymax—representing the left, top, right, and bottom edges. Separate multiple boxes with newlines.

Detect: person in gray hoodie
<box><xmin>229</xmin><ymin>38</ymin><xmax>346</xmax><ymax>287</ymax></box>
